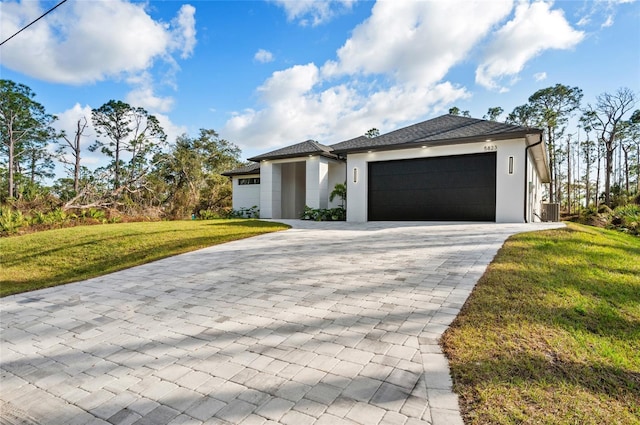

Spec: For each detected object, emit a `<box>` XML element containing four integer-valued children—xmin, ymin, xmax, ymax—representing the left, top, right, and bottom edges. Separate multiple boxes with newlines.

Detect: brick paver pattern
<box><xmin>1</xmin><ymin>221</ymin><xmax>563</xmax><ymax>425</ymax></box>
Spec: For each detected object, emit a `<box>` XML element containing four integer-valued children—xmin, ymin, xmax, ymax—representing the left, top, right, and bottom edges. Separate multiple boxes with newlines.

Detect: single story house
<box><xmin>222</xmin><ymin>114</ymin><xmax>550</xmax><ymax>223</ymax></box>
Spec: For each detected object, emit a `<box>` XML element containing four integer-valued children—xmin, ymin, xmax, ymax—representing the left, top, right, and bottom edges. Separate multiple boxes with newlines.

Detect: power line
<box><xmin>0</xmin><ymin>0</ymin><xmax>69</xmax><ymax>47</ymax></box>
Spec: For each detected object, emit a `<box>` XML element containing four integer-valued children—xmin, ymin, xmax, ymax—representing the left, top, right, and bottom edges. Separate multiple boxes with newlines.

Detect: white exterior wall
<box><xmin>527</xmin><ymin>153</ymin><xmax>544</xmax><ymax>222</ymax></box>
<box><xmin>231</xmin><ymin>174</ymin><xmax>261</xmax><ymax>211</ymax></box>
<box><xmin>495</xmin><ymin>139</ymin><xmax>525</xmax><ymax>223</ymax></box>
<box><xmin>259</xmin><ymin>161</ymin><xmax>280</xmax><ymax>219</ymax></box>
<box><xmin>305</xmin><ymin>156</ymin><xmax>330</xmax><ymax>209</ymax></box>
<box><xmin>347</xmin><ymin>139</ymin><xmax>531</xmax><ymax>223</ymax></box>
<box><xmin>328</xmin><ymin>162</ymin><xmax>347</xmax><ymax>208</ymax></box>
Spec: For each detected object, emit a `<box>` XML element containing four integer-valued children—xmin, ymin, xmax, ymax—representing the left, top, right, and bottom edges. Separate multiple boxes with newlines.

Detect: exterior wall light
<box><xmin>353</xmin><ymin>167</ymin><xmax>358</xmax><ymax>183</ymax></box>
<box><xmin>508</xmin><ymin>156</ymin><xmax>514</xmax><ymax>174</ymax></box>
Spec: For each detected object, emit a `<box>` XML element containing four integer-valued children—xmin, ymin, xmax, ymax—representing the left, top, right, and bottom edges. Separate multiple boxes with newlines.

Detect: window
<box><xmin>238</xmin><ymin>177</ymin><xmax>260</xmax><ymax>185</ymax></box>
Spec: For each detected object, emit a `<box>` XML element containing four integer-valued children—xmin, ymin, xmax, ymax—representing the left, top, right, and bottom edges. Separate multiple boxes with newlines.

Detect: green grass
<box><xmin>441</xmin><ymin>223</ymin><xmax>640</xmax><ymax>424</ymax></box>
<box><xmin>0</xmin><ymin>219</ymin><xmax>289</xmax><ymax>297</ymax></box>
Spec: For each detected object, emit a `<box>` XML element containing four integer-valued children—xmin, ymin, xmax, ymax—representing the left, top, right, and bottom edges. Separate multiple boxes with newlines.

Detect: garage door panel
<box><xmin>368</xmin><ymin>153</ymin><xmax>496</xmax><ymax>221</ymax></box>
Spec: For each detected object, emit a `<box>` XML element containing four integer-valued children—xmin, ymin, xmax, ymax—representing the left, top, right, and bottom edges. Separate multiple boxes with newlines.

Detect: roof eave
<box><xmin>221</xmin><ymin>170</ymin><xmax>261</xmax><ymax>177</ymax></box>
<box><xmin>248</xmin><ymin>151</ymin><xmax>339</xmax><ymax>162</ymax></box>
<box><xmin>334</xmin><ymin>130</ymin><xmax>539</xmax><ymax>155</ymax></box>
<box><xmin>526</xmin><ymin>132</ymin><xmax>551</xmax><ymax>183</ymax></box>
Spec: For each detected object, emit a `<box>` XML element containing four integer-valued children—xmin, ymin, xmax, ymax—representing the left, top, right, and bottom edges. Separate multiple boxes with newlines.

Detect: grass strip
<box><xmin>442</xmin><ymin>223</ymin><xmax>640</xmax><ymax>424</ymax></box>
<box><xmin>1</xmin><ymin>219</ymin><xmax>289</xmax><ymax>297</ymax></box>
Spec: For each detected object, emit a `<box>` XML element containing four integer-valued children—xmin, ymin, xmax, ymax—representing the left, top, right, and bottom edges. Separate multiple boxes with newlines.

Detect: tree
<box><xmin>151</xmin><ymin>129</ymin><xmax>242</xmax><ymax>218</ymax></box>
<box><xmin>631</xmin><ymin>110</ymin><xmax>640</xmax><ymax>194</ymax></box>
<box><xmin>522</xmin><ymin>84</ymin><xmax>583</xmax><ymax>204</ymax></box>
<box><xmin>484</xmin><ymin>106</ymin><xmax>504</xmax><ymax>121</ymax></box>
<box><xmin>23</xmin><ymin>143</ymin><xmax>55</xmax><ymax>183</ymax></box>
<box><xmin>0</xmin><ymin>80</ymin><xmax>58</xmax><ymax>199</ymax></box>
<box><xmin>582</xmin><ymin>88</ymin><xmax>636</xmax><ymax>206</ymax></box>
<box><xmin>56</xmin><ymin>117</ymin><xmax>89</xmax><ymax>193</ymax></box>
<box><xmin>506</xmin><ymin>104</ymin><xmax>536</xmax><ymax>127</ymax></box>
<box><xmin>364</xmin><ymin>128</ymin><xmax>380</xmax><ymax>138</ymax></box>
<box><xmin>90</xmin><ymin>100</ymin><xmax>166</xmax><ymax>191</ymax></box>
<box><xmin>448</xmin><ymin>106</ymin><xmax>470</xmax><ymax>117</ymax></box>
<box><xmin>618</xmin><ymin>109</ymin><xmax>640</xmax><ymax>195</ymax></box>
<box><xmin>578</xmin><ymin>118</ymin><xmax>597</xmax><ymax>207</ymax></box>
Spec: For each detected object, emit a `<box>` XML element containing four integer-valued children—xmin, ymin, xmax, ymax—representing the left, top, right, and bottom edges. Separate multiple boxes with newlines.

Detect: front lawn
<box><xmin>441</xmin><ymin>223</ymin><xmax>640</xmax><ymax>424</ymax></box>
<box><xmin>0</xmin><ymin>219</ymin><xmax>289</xmax><ymax>297</ymax></box>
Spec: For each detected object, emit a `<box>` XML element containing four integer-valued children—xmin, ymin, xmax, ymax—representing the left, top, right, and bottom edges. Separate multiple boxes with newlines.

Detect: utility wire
<box><xmin>0</xmin><ymin>0</ymin><xmax>69</xmax><ymax>47</ymax></box>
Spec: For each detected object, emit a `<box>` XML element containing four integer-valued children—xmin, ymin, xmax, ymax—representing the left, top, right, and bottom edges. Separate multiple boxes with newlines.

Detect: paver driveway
<box><xmin>1</xmin><ymin>221</ymin><xmax>564</xmax><ymax>425</ymax></box>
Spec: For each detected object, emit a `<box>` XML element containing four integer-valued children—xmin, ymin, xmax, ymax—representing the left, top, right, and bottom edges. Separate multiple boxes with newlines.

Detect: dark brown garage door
<box><xmin>368</xmin><ymin>152</ymin><xmax>496</xmax><ymax>221</ymax></box>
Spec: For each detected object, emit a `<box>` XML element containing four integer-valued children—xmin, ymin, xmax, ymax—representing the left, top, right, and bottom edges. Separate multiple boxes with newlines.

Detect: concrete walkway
<box><xmin>1</xmin><ymin>221</ymin><xmax>564</xmax><ymax>425</ymax></box>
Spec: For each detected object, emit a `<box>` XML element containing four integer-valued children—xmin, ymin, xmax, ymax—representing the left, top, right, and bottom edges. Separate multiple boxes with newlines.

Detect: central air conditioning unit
<box><xmin>541</xmin><ymin>203</ymin><xmax>560</xmax><ymax>222</ymax></box>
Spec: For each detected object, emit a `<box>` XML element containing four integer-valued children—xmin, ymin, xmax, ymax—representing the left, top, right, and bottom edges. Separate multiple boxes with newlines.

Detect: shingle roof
<box><xmin>221</xmin><ymin>162</ymin><xmax>261</xmax><ymax>176</ymax></box>
<box><xmin>331</xmin><ymin>114</ymin><xmax>540</xmax><ymax>153</ymax></box>
<box><xmin>248</xmin><ymin>140</ymin><xmax>336</xmax><ymax>162</ymax></box>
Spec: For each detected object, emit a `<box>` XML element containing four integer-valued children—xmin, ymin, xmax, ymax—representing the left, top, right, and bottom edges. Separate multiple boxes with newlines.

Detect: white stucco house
<box><xmin>223</xmin><ymin>114</ymin><xmax>550</xmax><ymax>223</ymax></box>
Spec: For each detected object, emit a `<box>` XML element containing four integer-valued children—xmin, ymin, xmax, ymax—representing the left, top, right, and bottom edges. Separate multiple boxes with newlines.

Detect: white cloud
<box><xmin>272</xmin><ymin>0</ymin><xmax>356</xmax><ymax>26</ymax></box>
<box><xmin>577</xmin><ymin>16</ymin><xmax>590</xmax><ymax>26</ymax></box>
<box><xmin>0</xmin><ymin>0</ymin><xmax>196</xmax><ymax>84</ymax></box>
<box><xmin>125</xmin><ymin>72</ymin><xmax>175</xmax><ymax>114</ymax></box>
<box><xmin>1</xmin><ymin>0</ymin><xmax>196</xmax><ymax>164</ymax></box>
<box><xmin>254</xmin><ymin>49</ymin><xmax>275</xmax><ymax>63</ymax></box>
<box><xmin>476</xmin><ymin>1</ymin><xmax>584</xmax><ymax>91</ymax></box>
<box><xmin>171</xmin><ymin>4</ymin><xmax>197</xmax><ymax>59</ymax></box>
<box><xmin>258</xmin><ymin>64</ymin><xmax>320</xmax><ymax>102</ymax></box>
<box><xmin>601</xmin><ymin>14</ymin><xmax>615</xmax><ymax>27</ymax></box>
<box><xmin>534</xmin><ymin>72</ymin><xmax>547</xmax><ymax>82</ymax></box>
<box><xmin>223</xmin><ymin>62</ymin><xmax>469</xmax><ymax>150</ymax></box>
<box><xmin>224</xmin><ymin>0</ymin><xmax>510</xmax><ymax>151</ymax></box>
<box><xmin>323</xmin><ymin>0</ymin><xmax>514</xmax><ymax>85</ymax></box>
<box><xmin>154</xmin><ymin>113</ymin><xmax>188</xmax><ymax>147</ymax></box>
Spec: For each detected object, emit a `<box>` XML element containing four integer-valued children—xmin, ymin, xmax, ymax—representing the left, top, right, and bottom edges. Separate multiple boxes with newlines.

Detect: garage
<box><xmin>368</xmin><ymin>152</ymin><xmax>497</xmax><ymax>221</ymax></box>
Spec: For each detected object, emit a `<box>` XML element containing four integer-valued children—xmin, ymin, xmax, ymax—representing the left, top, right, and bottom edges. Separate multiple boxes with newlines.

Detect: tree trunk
<box><xmin>595</xmin><ymin>150</ymin><xmax>601</xmax><ymax>207</ymax></box>
<box><xmin>637</xmin><ymin>142</ymin><xmax>640</xmax><ymax>194</ymax></box>
<box><xmin>623</xmin><ymin>147</ymin><xmax>629</xmax><ymax>195</ymax></box>
<box><xmin>584</xmin><ymin>147</ymin><xmax>591</xmax><ymax>209</ymax></box>
<box><xmin>74</xmin><ymin>149</ymin><xmax>80</xmax><ymax>193</ymax></box>
<box><xmin>547</xmin><ymin>127</ymin><xmax>555</xmax><ymax>203</ymax></box>
<box><xmin>74</xmin><ymin>119</ymin><xmax>81</xmax><ymax>193</ymax></box>
<box><xmin>567</xmin><ymin>135</ymin><xmax>571</xmax><ymax>214</ymax></box>
<box><xmin>605</xmin><ymin>144</ymin><xmax>614</xmax><ymax>206</ymax></box>
<box><xmin>29</xmin><ymin>152</ymin><xmax>36</xmax><ymax>183</ymax></box>
<box><xmin>114</xmin><ymin>140</ymin><xmax>120</xmax><ymax>190</ymax></box>
<box><xmin>8</xmin><ymin>135</ymin><xmax>14</xmax><ymax>199</ymax></box>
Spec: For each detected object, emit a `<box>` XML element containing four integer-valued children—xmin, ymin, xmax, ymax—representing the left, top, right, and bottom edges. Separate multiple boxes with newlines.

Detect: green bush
<box><xmin>0</xmin><ymin>206</ymin><xmax>28</xmax><ymax>235</ymax></box>
<box><xmin>197</xmin><ymin>206</ymin><xmax>259</xmax><ymax>220</ymax></box>
<box><xmin>577</xmin><ymin>204</ymin><xmax>640</xmax><ymax>236</ymax></box>
<box><xmin>28</xmin><ymin>208</ymin><xmax>72</xmax><ymax>227</ymax></box>
<box><xmin>198</xmin><ymin>209</ymin><xmax>222</xmax><ymax>220</ymax></box>
<box><xmin>231</xmin><ymin>206</ymin><xmax>259</xmax><ymax>219</ymax></box>
<box><xmin>612</xmin><ymin>204</ymin><xmax>640</xmax><ymax>235</ymax></box>
<box><xmin>301</xmin><ymin>205</ymin><xmax>346</xmax><ymax>221</ymax></box>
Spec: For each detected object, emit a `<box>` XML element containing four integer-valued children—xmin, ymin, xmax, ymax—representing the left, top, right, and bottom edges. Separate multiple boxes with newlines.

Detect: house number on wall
<box><xmin>484</xmin><ymin>145</ymin><xmax>497</xmax><ymax>151</ymax></box>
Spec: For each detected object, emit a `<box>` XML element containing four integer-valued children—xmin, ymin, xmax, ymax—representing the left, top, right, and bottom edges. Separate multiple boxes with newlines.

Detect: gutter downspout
<box><xmin>524</xmin><ymin>134</ymin><xmax>544</xmax><ymax>223</ymax></box>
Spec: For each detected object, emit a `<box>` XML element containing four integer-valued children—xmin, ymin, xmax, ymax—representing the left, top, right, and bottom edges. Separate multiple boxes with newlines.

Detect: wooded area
<box><xmin>1</xmin><ymin>79</ymin><xmax>243</xmax><ymax>222</ymax></box>
<box><xmin>451</xmin><ymin>84</ymin><xmax>639</xmax><ymax>213</ymax></box>
<box><xmin>1</xmin><ymin>79</ymin><xmax>638</xmax><ymax>224</ymax></box>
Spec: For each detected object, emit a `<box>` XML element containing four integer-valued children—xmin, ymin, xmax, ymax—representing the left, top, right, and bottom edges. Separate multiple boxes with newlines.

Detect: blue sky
<box><xmin>1</xmin><ymin>0</ymin><xmax>639</xmax><ymax>172</ymax></box>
